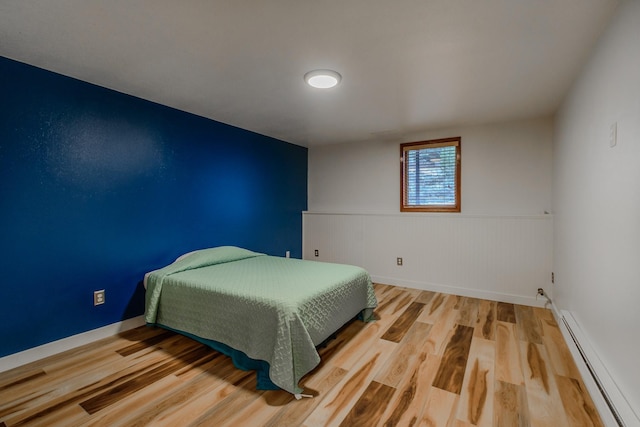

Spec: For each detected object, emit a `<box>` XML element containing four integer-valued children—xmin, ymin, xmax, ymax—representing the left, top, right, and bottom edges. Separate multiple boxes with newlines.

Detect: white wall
<box><xmin>304</xmin><ymin>212</ymin><xmax>552</xmax><ymax>306</ymax></box>
<box><xmin>554</xmin><ymin>0</ymin><xmax>640</xmax><ymax>420</ymax></box>
<box><xmin>309</xmin><ymin>117</ymin><xmax>553</xmax><ymax>215</ymax></box>
<box><xmin>306</xmin><ymin>118</ymin><xmax>554</xmax><ymax>305</ymax></box>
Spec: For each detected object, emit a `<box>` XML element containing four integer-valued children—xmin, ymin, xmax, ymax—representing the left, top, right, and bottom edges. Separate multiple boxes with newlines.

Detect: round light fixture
<box><xmin>304</xmin><ymin>69</ymin><xmax>341</xmax><ymax>89</ymax></box>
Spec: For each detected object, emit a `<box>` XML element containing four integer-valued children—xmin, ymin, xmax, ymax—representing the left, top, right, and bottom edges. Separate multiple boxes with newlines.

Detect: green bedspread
<box><xmin>144</xmin><ymin>246</ymin><xmax>377</xmax><ymax>394</ymax></box>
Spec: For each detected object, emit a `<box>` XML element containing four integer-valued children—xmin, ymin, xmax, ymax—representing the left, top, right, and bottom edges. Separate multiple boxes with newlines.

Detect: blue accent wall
<box><xmin>0</xmin><ymin>56</ymin><xmax>308</xmax><ymax>357</ymax></box>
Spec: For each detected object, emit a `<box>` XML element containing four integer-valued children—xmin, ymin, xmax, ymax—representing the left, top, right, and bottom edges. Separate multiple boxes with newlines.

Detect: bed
<box><xmin>144</xmin><ymin>246</ymin><xmax>377</xmax><ymax>395</ymax></box>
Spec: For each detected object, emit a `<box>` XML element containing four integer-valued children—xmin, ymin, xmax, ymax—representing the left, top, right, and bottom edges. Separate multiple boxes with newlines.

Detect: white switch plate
<box><xmin>609</xmin><ymin>122</ymin><xmax>617</xmax><ymax>147</ymax></box>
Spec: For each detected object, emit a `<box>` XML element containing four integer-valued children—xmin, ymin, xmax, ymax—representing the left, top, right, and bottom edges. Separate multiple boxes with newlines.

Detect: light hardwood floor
<box><xmin>0</xmin><ymin>284</ymin><xmax>604</xmax><ymax>426</ymax></box>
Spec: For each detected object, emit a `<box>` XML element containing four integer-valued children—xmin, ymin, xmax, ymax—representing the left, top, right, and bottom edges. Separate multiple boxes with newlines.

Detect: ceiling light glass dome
<box><xmin>304</xmin><ymin>70</ymin><xmax>341</xmax><ymax>89</ymax></box>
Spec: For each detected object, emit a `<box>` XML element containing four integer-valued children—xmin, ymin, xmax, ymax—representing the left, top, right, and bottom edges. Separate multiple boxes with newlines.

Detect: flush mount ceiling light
<box><xmin>304</xmin><ymin>69</ymin><xmax>342</xmax><ymax>89</ymax></box>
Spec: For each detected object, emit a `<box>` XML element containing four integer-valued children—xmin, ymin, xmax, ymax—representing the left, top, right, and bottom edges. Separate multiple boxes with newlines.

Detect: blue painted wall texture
<box><xmin>0</xmin><ymin>56</ymin><xmax>308</xmax><ymax>357</ymax></box>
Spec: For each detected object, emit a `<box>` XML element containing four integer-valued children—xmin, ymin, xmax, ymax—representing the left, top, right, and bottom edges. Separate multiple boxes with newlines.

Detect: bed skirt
<box><xmin>148</xmin><ymin>323</ymin><xmax>279</xmax><ymax>390</ymax></box>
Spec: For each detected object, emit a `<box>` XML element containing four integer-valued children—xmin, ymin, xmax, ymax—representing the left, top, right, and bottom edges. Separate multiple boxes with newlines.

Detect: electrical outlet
<box><xmin>551</xmin><ymin>272</ymin><xmax>555</xmax><ymax>284</ymax></box>
<box><xmin>94</xmin><ymin>290</ymin><xmax>105</xmax><ymax>306</ymax></box>
<box><xmin>285</xmin><ymin>250</ymin><xmax>290</xmax><ymax>258</ymax></box>
<box><xmin>314</xmin><ymin>249</ymin><xmax>319</xmax><ymax>257</ymax></box>
<box><xmin>397</xmin><ymin>257</ymin><xmax>403</xmax><ymax>266</ymax></box>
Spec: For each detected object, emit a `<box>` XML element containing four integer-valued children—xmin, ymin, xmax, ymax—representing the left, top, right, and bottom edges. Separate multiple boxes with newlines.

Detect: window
<box><xmin>400</xmin><ymin>137</ymin><xmax>461</xmax><ymax>212</ymax></box>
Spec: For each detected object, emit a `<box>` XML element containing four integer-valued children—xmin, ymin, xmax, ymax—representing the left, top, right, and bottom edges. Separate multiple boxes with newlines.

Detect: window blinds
<box><xmin>405</xmin><ymin>144</ymin><xmax>457</xmax><ymax>207</ymax></box>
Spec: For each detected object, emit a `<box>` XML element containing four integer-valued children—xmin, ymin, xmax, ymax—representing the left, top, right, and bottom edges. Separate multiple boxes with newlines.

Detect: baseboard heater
<box><xmin>560</xmin><ymin>311</ymin><xmax>637</xmax><ymax>427</ymax></box>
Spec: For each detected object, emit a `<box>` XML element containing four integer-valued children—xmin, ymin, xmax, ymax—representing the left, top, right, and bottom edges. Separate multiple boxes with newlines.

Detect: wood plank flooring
<box><xmin>0</xmin><ymin>284</ymin><xmax>604</xmax><ymax>426</ymax></box>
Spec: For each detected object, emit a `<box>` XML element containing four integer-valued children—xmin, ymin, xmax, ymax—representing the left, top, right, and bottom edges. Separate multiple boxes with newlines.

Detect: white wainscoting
<box><xmin>303</xmin><ymin>212</ymin><xmax>553</xmax><ymax>307</ymax></box>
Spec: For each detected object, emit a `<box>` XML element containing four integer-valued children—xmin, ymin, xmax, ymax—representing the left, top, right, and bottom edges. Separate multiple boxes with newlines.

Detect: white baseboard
<box><xmin>371</xmin><ymin>275</ymin><xmax>547</xmax><ymax>308</ymax></box>
<box><xmin>0</xmin><ymin>316</ymin><xmax>146</xmax><ymax>373</ymax></box>
<box><xmin>553</xmin><ymin>309</ymin><xmax>638</xmax><ymax>427</ymax></box>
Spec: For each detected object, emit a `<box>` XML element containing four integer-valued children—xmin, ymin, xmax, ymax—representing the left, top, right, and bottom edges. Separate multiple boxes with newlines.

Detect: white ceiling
<box><xmin>0</xmin><ymin>0</ymin><xmax>619</xmax><ymax>147</ymax></box>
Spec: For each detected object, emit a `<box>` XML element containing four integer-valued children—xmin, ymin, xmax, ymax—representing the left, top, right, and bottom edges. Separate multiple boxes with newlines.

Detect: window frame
<box><xmin>400</xmin><ymin>137</ymin><xmax>461</xmax><ymax>213</ymax></box>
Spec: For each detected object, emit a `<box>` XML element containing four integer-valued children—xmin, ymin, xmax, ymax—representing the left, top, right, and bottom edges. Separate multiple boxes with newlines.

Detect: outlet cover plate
<box><xmin>94</xmin><ymin>290</ymin><xmax>105</xmax><ymax>306</ymax></box>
